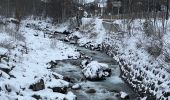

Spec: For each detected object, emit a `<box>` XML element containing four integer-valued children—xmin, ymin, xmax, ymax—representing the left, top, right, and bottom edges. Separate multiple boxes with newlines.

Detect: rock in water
<box><xmin>50</xmin><ymin>87</ymin><xmax>67</xmax><ymax>94</ymax></box>
<box><xmin>82</xmin><ymin>61</ymin><xmax>111</xmax><ymax>81</ymax></box>
<box><xmin>120</xmin><ymin>92</ymin><xmax>130</xmax><ymax>99</ymax></box>
<box><xmin>63</xmin><ymin>30</ymin><xmax>71</xmax><ymax>35</ymax></box>
<box><xmin>85</xmin><ymin>89</ymin><xmax>96</xmax><ymax>93</ymax></box>
<box><xmin>72</xmin><ymin>84</ymin><xmax>81</xmax><ymax>90</ymax></box>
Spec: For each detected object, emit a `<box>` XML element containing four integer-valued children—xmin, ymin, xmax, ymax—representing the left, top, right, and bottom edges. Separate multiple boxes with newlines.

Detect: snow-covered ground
<box><xmin>84</xmin><ymin>0</ymin><xmax>95</xmax><ymax>4</ymax></box>
<box><xmin>0</xmin><ymin>18</ymin><xmax>79</xmax><ymax>99</ymax></box>
<box><xmin>0</xmin><ymin>17</ymin><xmax>139</xmax><ymax>100</ymax></box>
<box><xmin>70</xmin><ymin>17</ymin><xmax>170</xmax><ymax>99</ymax></box>
<box><xmin>77</xmin><ymin>0</ymin><xmax>95</xmax><ymax>4</ymax></box>
<box><xmin>1</xmin><ymin>16</ymin><xmax>170</xmax><ymax>99</ymax></box>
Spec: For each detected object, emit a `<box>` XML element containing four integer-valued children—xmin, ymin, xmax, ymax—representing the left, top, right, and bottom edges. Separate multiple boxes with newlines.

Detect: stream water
<box><xmin>52</xmin><ymin>34</ymin><xmax>138</xmax><ymax>100</ymax></box>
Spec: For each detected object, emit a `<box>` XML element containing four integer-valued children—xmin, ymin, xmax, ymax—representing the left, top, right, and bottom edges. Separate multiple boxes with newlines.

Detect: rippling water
<box><xmin>52</xmin><ymin>41</ymin><xmax>138</xmax><ymax>100</ymax></box>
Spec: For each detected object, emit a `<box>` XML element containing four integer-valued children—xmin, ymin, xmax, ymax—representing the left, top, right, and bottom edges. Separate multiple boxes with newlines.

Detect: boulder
<box><xmin>82</xmin><ymin>61</ymin><xmax>111</xmax><ymax>81</ymax></box>
<box><xmin>0</xmin><ymin>68</ymin><xmax>10</xmax><ymax>74</ymax></box>
<box><xmin>32</xmin><ymin>95</ymin><xmax>42</xmax><ymax>100</ymax></box>
<box><xmin>81</xmin><ymin>60</ymin><xmax>90</xmax><ymax>68</ymax></box>
<box><xmin>0</xmin><ymin>54</ymin><xmax>9</xmax><ymax>62</ymax></box>
<box><xmin>72</xmin><ymin>84</ymin><xmax>81</xmax><ymax>90</ymax></box>
<box><xmin>26</xmin><ymin>23</ymin><xmax>31</xmax><ymax>28</ymax></box>
<box><xmin>29</xmin><ymin>79</ymin><xmax>45</xmax><ymax>91</ymax></box>
<box><xmin>63</xmin><ymin>30</ymin><xmax>71</xmax><ymax>35</ymax></box>
<box><xmin>7</xmin><ymin>18</ymin><xmax>20</xmax><ymax>24</ymax></box>
<box><xmin>54</xmin><ymin>31</ymin><xmax>61</xmax><ymax>35</ymax></box>
<box><xmin>0</xmin><ymin>63</ymin><xmax>11</xmax><ymax>74</ymax></box>
<box><xmin>0</xmin><ymin>70</ymin><xmax>10</xmax><ymax>79</ymax></box>
<box><xmin>163</xmin><ymin>92</ymin><xmax>170</xmax><ymax>97</ymax></box>
<box><xmin>63</xmin><ymin>76</ymin><xmax>76</xmax><ymax>83</ymax></box>
<box><xmin>47</xmin><ymin>60</ymin><xmax>58</xmax><ymax>69</ymax></box>
<box><xmin>120</xmin><ymin>92</ymin><xmax>130</xmax><ymax>100</ymax></box>
<box><xmin>33</xmin><ymin>33</ymin><xmax>39</xmax><ymax>37</ymax></box>
<box><xmin>85</xmin><ymin>88</ymin><xmax>96</xmax><ymax>93</ymax></box>
<box><xmin>47</xmin><ymin>79</ymin><xmax>69</xmax><ymax>94</ymax></box>
<box><xmin>50</xmin><ymin>87</ymin><xmax>67</xmax><ymax>94</ymax></box>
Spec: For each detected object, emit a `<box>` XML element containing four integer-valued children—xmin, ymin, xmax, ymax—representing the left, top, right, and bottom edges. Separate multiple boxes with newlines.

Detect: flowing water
<box><xmin>52</xmin><ymin>35</ymin><xmax>138</xmax><ymax>100</ymax></box>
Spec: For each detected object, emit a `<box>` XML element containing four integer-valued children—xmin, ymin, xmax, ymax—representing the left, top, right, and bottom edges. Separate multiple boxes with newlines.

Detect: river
<box><xmin>52</xmin><ymin>33</ymin><xmax>138</xmax><ymax>100</ymax></box>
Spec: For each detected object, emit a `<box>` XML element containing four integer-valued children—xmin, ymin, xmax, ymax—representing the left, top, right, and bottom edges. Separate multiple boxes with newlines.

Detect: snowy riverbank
<box><xmin>69</xmin><ymin>18</ymin><xmax>170</xmax><ymax>99</ymax></box>
<box><xmin>0</xmin><ymin>17</ymin><xmax>138</xmax><ymax>100</ymax></box>
<box><xmin>0</xmin><ymin>18</ymin><xmax>79</xmax><ymax>99</ymax></box>
<box><xmin>0</xmin><ymin>16</ymin><xmax>170</xmax><ymax>99</ymax></box>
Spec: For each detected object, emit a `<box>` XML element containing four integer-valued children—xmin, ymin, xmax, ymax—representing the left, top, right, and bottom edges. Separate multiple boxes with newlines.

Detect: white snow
<box><xmin>120</xmin><ymin>92</ymin><xmax>128</xmax><ymax>99</ymax></box>
<box><xmin>0</xmin><ymin>70</ymin><xmax>10</xmax><ymax>79</ymax></box>
<box><xmin>0</xmin><ymin>14</ymin><xmax>170</xmax><ymax>99</ymax></box>
<box><xmin>0</xmin><ymin>18</ymin><xmax>79</xmax><ymax>99</ymax></box>
<box><xmin>83</xmin><ymin>0</ymin><xmax>95</xmax><ymax>4</ymax></box>
<box><xmin>72</xmin><ymin>84</ymin><xmax>80</xmax><ymax>89</ymax></box>
<box><xmin>78</xmin><ymin>18</ymin><xmax>106</xmax><ymax>46</ymax></box>
<box><xmin>47</xmin><ymin>79</ymin><xmax>69</xmax><ymax>88</ymax></box>
<box><xmin>0</xmin><ymin>48</ymin><xmax>8</xmax><ymax>55</ymax></box>
<box><xmin>71</xmin><ymin>17</ymin><xmax>170</xmax><ymax>99</ymax></box>
<box><xmin>82</xmin><ymin>61</ymin><xmax>110</xmax><ymax>79</ymax></box>
<box><xmin>81</xmin><ymin>59</ymin><xmax>89</xmax><ymax>68</ymax></box>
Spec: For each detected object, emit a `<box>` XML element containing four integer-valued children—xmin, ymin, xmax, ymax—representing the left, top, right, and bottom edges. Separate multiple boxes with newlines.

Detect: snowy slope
<box><xmin>0</xmin><ymin>18</ymin><xmax>79</xmax><ymax>99</ymax></box>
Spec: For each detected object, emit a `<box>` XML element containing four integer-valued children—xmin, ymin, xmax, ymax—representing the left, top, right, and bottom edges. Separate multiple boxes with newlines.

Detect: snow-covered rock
<box><xmin>0</xmin><ymin>64</ymin><xmax>9</xmax><ymax>69</ymax></box>
<box><xmin>29</xmin><ymin>79</ymin><xmax>45</xmax><ymax>91</ymax></box>
<box><xmin>82</xmin><ymin>61</ymin><xmax>111</xmax><ymax>80</ymax></box>
<box><xmin>72</xmin><ymin>84</ymin><xmax>81</xmax><ymax>90</ymax></box>
<box><xmin>0</xmin><ymin>48</ymin><xmax>8</xmax><ymax>55</ymax></box>
<box><xmin>81</xmin><ymin>59</ymin><xmax>90</xmax><ymax>68</ymax></box>
<box><xmin>6</xmin><ymin>18</ymin><xmax>20</xmax><ymax>24</ymax></box>
<box><xmin>47</xmin><ymin>79</ymin><xmax>69</xmax><ymax>94</ymax></box>
<box><xmin>0</xmin><ymin>70</ymin><xmax>10</xmax><ymax>79</ymax></box>
<box><xmin>47</xmin><ymin>79</ymin><xmax>69</xmax><ymax>88</ymax></box>
<box><xmin>120</xmin><ymin>92</ymin><xmax>129</xmax><ymax>99</ymax></box>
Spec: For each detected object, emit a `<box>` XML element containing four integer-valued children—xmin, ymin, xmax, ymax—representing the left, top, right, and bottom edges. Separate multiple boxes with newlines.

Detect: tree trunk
<box><xmin>166</xmin><ymin>0</ymin><xmax>169</xmax><ymax>20</ymax></box>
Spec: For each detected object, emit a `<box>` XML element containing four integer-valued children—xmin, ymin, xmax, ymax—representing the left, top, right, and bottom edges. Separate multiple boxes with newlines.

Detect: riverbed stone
<box><xmin>72</xmin><ymin>84</ymin><xmax>81</xmax><ymax>90</ymax></box>
<box><xmin>63</xmin><ymin>30</ymin><xmax>71</xmax><ymax>35</ymax></box>
<box><xmin>47</xmin><ymin>60</ymin><xmax>58</xmax><ymax>69</ymax></box>
<box><xmin>29</xmin><ymin>79</ymin><xmax>45</xmax><ymax>91</ymax></box>
<box><xmin>119</xmin><ymin>92</ymin><xmax>130</xmax><ymax>100</ymax></box>
<box><xmin>85</xmin><ymin>88</ymin><xmax>96</xmax><ymax>93</ymax></box>
<box><xmin>63</xmin><ymin>76</ymin><xmax>76</xmax><ymax>83</ymax></box>
<box><xmin>50</xmin><ymin>87</ymin><xmax>67</xmax><ymax>94</ymax></box>
<box><xmin>105</xmin><ymin>97</ymin><xmax>115</xmax><ymax>100</ymax></box>
<box><xmin>32</xmin><ymin>94</ymin><xmax>42</xmax><ymax>100</ymax></box>
<box><xmin>163</xmin><ymin>91</ymin><xmax>170</xmax><ymax>97</ymax></box>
